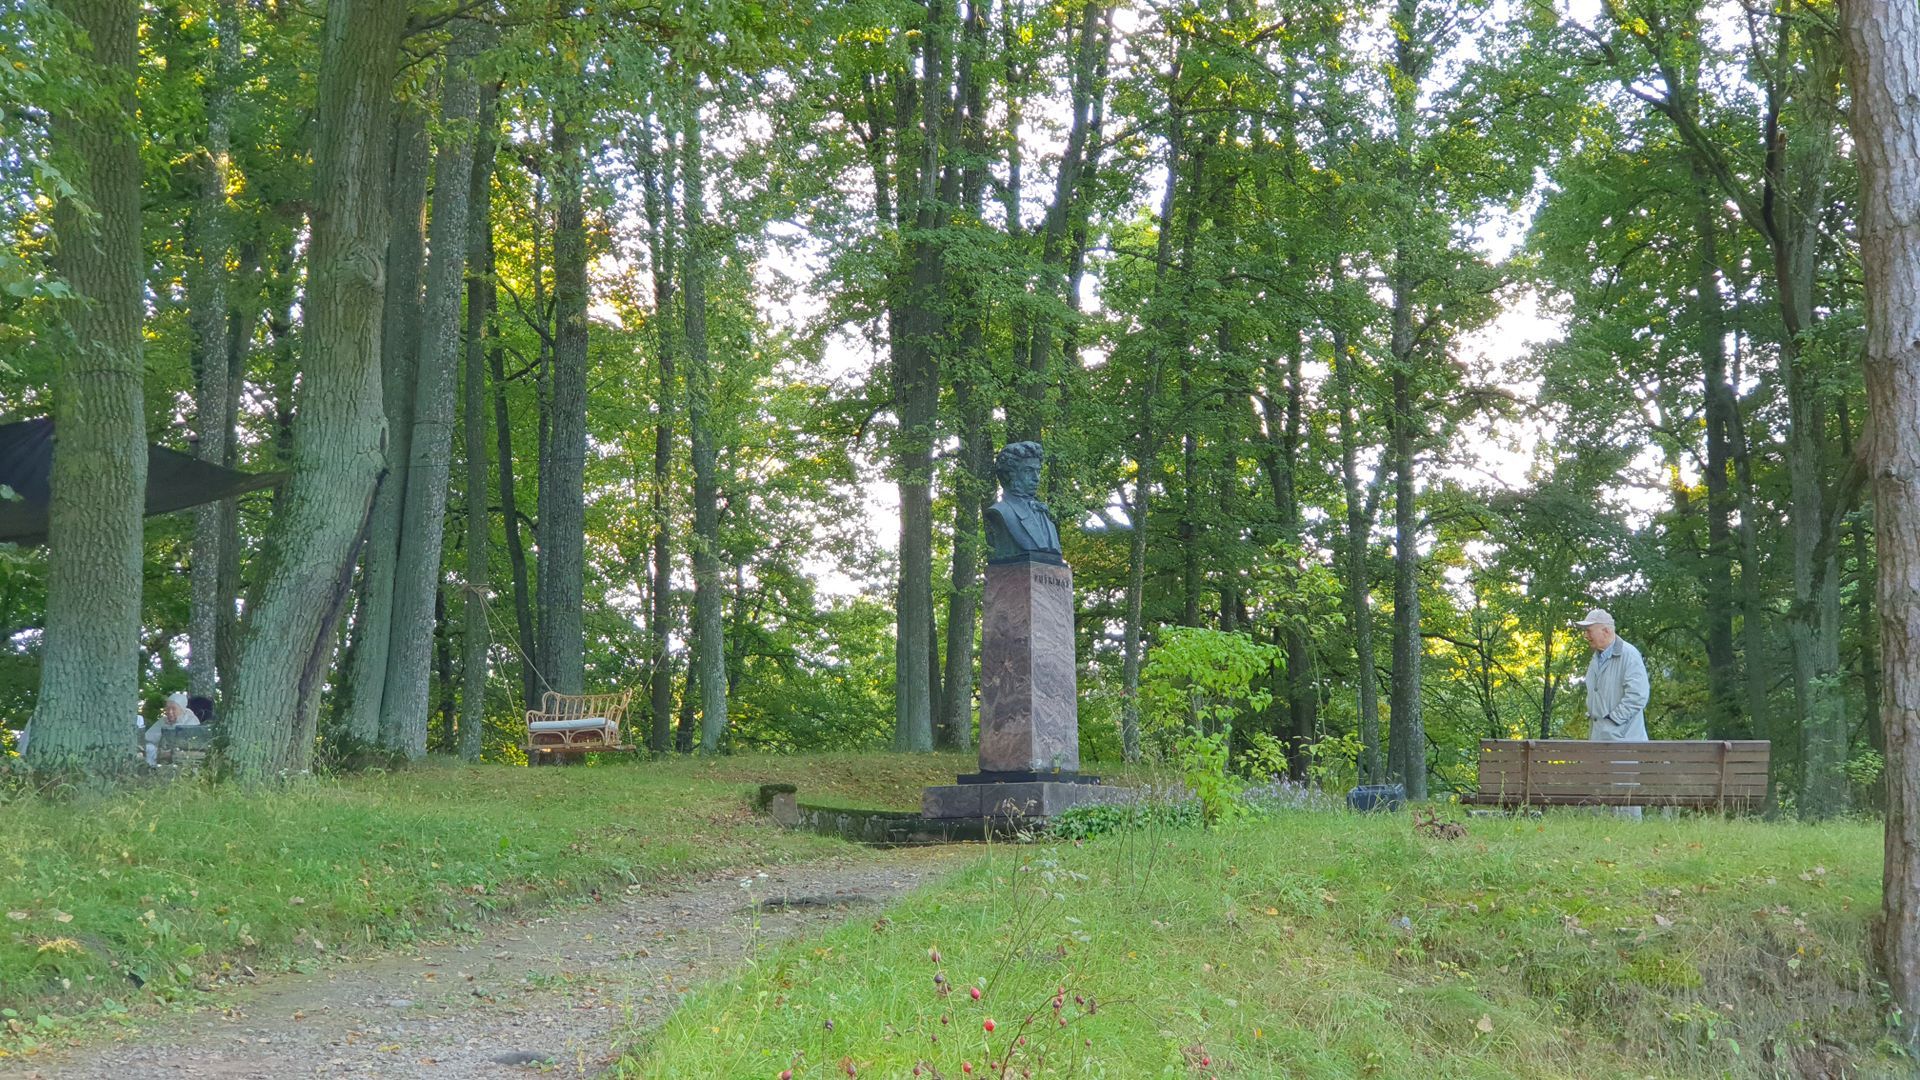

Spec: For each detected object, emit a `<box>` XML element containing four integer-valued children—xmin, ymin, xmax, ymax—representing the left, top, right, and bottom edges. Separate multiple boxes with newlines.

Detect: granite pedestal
<box><xmin>924</xmin><ymin>557</ymin><xmax>1133</xmax><ymax>820</ymax></box>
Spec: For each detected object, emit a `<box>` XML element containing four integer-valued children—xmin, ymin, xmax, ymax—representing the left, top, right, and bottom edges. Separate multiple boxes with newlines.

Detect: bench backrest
<box><xmin>529</xmin><ymin>689</ymin><xmax>633</xmax><ymax>725</ymax></box>
<box><xmin>1476</xmin><ymin>739</ymin><xmax>1770</xmax><ymax>807</ymax></box>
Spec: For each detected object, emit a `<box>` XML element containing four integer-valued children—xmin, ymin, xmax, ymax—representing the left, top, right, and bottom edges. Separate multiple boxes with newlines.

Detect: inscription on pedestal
<box><xmin>979</xmin><ymin>559</ymin><xmax>1079</xmax><ymax>775</ymax></box>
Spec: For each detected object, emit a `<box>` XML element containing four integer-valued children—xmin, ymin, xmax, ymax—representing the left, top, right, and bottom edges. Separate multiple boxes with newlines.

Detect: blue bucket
<box><xmin>1347</xmin><ymin>784</ymin><xmax>1406</xmax><ymax>813</ymax></box>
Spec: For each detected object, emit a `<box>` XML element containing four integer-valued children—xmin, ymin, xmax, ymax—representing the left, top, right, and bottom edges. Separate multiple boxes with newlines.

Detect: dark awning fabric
<box><xmin>0</xmin><ymin>418</ymin><xmax>284</xmax><ymax>546</ymax></box>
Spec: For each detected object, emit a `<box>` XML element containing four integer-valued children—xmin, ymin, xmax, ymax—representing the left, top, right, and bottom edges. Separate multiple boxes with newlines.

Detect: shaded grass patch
<box><xmin>616</xmin><ymin>809</ymin><xmax>1900</xmax><ymax>1078</ymax></box>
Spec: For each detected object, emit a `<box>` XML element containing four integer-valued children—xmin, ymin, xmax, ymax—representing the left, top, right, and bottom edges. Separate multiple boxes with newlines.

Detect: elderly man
<box><xmin>1576</xmin><ymin>607</ymin><xmax>1649</xmax><ymax>818</ymax></box>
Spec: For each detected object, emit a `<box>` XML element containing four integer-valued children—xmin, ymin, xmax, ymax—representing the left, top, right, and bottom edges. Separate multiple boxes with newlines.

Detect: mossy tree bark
<box><xmin>381</xmin><ymin>23</ymin><xmax>485</xmax><ymax>759</ymax></box>
<box><xmin>28</xmin><ymin>0</ymin><xmax>146</xmax><ymax>776</ymax></box>
<box><xmin>224</xmin><ymin>0</ymin><xmax>407</xmax><ymax>782</ymax></box>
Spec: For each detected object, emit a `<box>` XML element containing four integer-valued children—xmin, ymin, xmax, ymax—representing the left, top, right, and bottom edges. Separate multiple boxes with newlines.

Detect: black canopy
<box><xmin>0</xmin><ymin>418</ymin><xmax>283</xmax><ymax>546</ymax></box>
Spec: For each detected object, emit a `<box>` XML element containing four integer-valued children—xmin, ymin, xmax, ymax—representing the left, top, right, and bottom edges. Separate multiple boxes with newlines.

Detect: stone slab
<box><xmin>978</xmin><ymin>559</ymin><xmax>1079</xmax><ymax>775</ymax></box>
<box><xmin>922</xmin><ymin>781</ymin><xmax>1138</xmax><ymax>820</ymax></box>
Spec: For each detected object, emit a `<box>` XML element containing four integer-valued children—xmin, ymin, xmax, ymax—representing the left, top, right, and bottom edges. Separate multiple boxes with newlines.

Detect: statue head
<box><xmin>994</xmin><ymin>441</ymin><xmax>1044</xmax><ymax>499</ymax></box>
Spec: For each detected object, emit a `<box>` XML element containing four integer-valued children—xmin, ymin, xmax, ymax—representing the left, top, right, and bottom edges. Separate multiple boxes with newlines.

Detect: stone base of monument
<box><xmin>921</xmin><ymin>779</ymin><xmax>1137</xmax><ymax>821</ymax></box>
<box><xmin>925</xmin><ymin>552</ymin><xmax>1142</xmax><ymax>822</ymax></box>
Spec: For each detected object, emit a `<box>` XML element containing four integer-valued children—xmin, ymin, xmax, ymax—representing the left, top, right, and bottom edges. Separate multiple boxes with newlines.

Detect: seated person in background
<box><xmin>144</xmin><ymin>691</ymin><xmax>199</xmax><ymax>766</ymax></box>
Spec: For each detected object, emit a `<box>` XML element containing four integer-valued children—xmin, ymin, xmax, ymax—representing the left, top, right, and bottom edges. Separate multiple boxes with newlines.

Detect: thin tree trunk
<box><xmin>460</xmin><ymin>77</ymin><xmax>501</xmax><ymax>763</ymax></box>
<box><xmin>490</xmin><ymin>340</ymin><xmax>537</xmax><ymax>712</ymax></box>
<box><xmin>1334</xmin><ymin>320</ymin><xmax>1382</xmax><ymax>783</ymax></box>
<box><xmin>639</xmin><ymin>108</ymin><xmax>679</xmax><ymax>755</ymax></box>
<box><xmin>676</xmin><ymin>657</ymin><xmax>696</xmax><ymax>754</ymax></box>
<box><xmin>225</xmin><ymin>0</ymin><xmax>407</xmax><ymax>781</ymax></box>
<box><xmin>1836</xmin><ymin>0</ymin><xmax>1920</xmax><ymax>1042</ymax></box>
<box><xmin>381</xmin><ymin>22</ymin><xmax>484</xmax><ymax>759</ymax></box>
<box><xmin>1694</xmin><ymin>163</ymin><xmax>1742</xmax><ymax>739</ymax></box>
<box><xmin>1841</xmin><ymin>399</ymin><xmax>1882</xmax><ymax>765</ymax></box>
<box><xmin>345</xmin><ymin>102</ymin><xmax>429</xmax><ymax>748</ymax></box>
<box><xmin>434</xmin><ymin>585</ymin><xmax>454</xmax><ymax>751</ymax></box>
<box><xmin>1118</xmin><ymin>95</ymin><xmax>1185</xmax><ymax>764</ymax></box>
<box><xmin>1387</xmin><ymin>260</ymin><xmax>1425</xmax><ymax>800</ymax></box>
<box><xmin>1385</xmin><ymin>0</ymin><xmax>1428</xmax><ymax>801</ymax></box>
<box><xmin>215</xmin><ymin>241</ymin><xmax>259</xmax><ymax>699</ymax></box>
<box><xmin>681</xmin><ymin>87</ymin><xmax>728</xmax><ymax>752</ymax></box>
<box><xmin>891</xmin><ymin>0</ymin><xmax>954</xmax><ymax>754</ymax></box>
<box><xmin>936</xmin><ymin>0</ymin><xmax>989</xmax><ymax>754</ymax></box>
<box><xmin>188</xmin><ymin>0</ymin><xmax>238</xmax><ymax>705</ymax></box>
<box><xmin>27</xmin><ymin>0</ymin><xmax>145</xmax><ymax>775</ymax></box>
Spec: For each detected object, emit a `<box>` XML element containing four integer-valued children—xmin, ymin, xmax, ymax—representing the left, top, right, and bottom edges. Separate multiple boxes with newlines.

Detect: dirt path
<box><xmin>3</xmin><ymin>845</ymin><xmax>973</xmax><ymax>1080</ymax></box>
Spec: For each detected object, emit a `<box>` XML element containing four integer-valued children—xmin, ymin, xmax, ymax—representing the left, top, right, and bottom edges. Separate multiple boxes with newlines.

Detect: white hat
<box><xmin>165</xmin><ymin>690</ymin><xmax>190</xmax><ymax>709</ymax></box>
<box><xmin>1571</xmin><ymin>608</ymin><xmax>1614</xmax><ymax>628</ymax></box>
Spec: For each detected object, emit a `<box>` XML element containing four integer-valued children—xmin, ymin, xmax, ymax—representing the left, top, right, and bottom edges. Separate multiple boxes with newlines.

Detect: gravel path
<box><xmin>3</xmin><ymin>845</ymin><xmax>973</xmax><ymax>1079</ymax></box>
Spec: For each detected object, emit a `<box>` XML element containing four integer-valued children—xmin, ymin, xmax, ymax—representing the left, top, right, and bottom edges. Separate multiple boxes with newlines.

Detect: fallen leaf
<box><xmin>1475</xmin><ymin>1015</ymin><xmax>1494</xmax><ymax>1035</ymax></box>
<box><xmin>1653</xmin><ymin>913</ymin><xmax>1673</xmax><ymax>928</ymax></box>
<box><xmin>4</xmin><ymin>912</ymin><xmax>25</xmax><ymax>921</ymax></box>
<box><xmin>288</xmin><ymin>897</ymin><xmax>306</xmax><ymax>907</ymax></box>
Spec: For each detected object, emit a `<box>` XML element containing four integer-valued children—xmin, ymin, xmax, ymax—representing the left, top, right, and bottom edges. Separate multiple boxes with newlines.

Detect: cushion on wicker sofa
<box><xmin>528</xmin><ymin>716</ymin><xmax>610</xmax><ymax>733</ymax></box>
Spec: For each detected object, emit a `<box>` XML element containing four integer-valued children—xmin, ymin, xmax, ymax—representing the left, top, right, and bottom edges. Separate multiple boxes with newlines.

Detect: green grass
<box><xmin>0</xmin><ymin>751</ymin><xmax>962</xmax><ymax>1037</ymax></box>
<box><xmin>617</xmin><ymin>809</ymin><xmax>1904</xmax><ymax>1079</ymax></box>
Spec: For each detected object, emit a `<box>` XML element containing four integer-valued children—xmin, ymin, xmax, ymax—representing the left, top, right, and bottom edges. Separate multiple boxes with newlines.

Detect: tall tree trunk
<box><xmin>381</xmin><ymin>22</ymin><xmax>484</xmax><ymax>759</ymax></box>
<box><xmin>344</xmin><ymin>102</ymin><xmax>429</xmax><ymax>747</ymax></box>
<box><xmin>1118</xmin><ymin>97</ymin><xmax>1185</xmax><ymax>764</ymax></box>
<box><xmin>27</xmin><ymin>0</ymin><xmax>145</xmax><ymax>775</ymax></box>
<box><xmin>490</xmin><ymin>336</ymin><xmax>537</xmax><ymax>710</ymax></box>
<box><xmin>215</xmin><ymin>241</ymin><xmax>260</xmax><ymax>699</ymax></box>
<box><xmin>1385</xmin><ymin>0</ymin><xmax>1428</xmax><ymax>801</ymax></box>
<box><xmin>461</xmin><ymin>79</ymin><xmax>499</xmax><ymax>763</ymax></box>
<box><xmin>639</xmin><ymin>109</ymin><xmax>679</xmax><ymax>755</ymax></box>
<box><xmin>1387</xmin><ymin>261</ymin><xmax>1425</xmax><ymax>801</ymax></box>
<box><xmin>1729</xmin><ymin>374</ymin><xmax>1773</xmax><ymax>756</ymax></box>
<box><xmin>681</xmin><ymin>88</ymin><xmax>728</xmax><ymax>752</ymax></box>
<box><xmin>1694</xmin><ymin>165</ymin><xmax>1742</xmax><ymax>739</ymax></box>
<box><xmin>892</xmin><ymin>0</ymin><xmax>953</xmax><ymax>754</ymax></box>
<box><xmin>188</xmin><ymin>0</ymin><xmax>238</xmax><ymax>705</ymax></box>
<box><xmin>676</xmin><ymin>655</ymin><xmax>696</xmax><ymax>753</ymax></box>
<box><xmin>1840</xmin><ymin>401</ymin><xmax>1882</xmax><ymax>764</ymax></box>
<box><xmin>541</xmin><ymin>110</ymin><xmax>589</xmax><ymax>698</ymax></box>
<box><xmin>434</xmin><ymin>585</ymin><xmax>453</xmax><ymax>751</ymax></box>
<box><xmin>1836</xmin><ymin>0</ymin><xmax>1920</xmax><ymax>1043</ymax></box>
<box><xmin>226</xmin><ymin>0</ymin><xmax>407</xmax><ymax>781</ymax></box>
<box><xmin>1334</xmin><ymin>321</ymin><xmax>1382</xmax><ymax>783</ymax></box>
<box><xmin>936</xmin><ymin>0</ymin><xmax>989</xmax><ymax>754</ymax></box>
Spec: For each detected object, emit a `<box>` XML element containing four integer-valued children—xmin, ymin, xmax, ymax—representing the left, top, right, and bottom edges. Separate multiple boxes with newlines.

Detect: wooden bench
<box><xmin>524</xmin><ymin>689</ymin><xmax>634</xmax><ymax>764</ymax></box>
<box><xmin>1461</xmin><ymin>739</ymin><xmax>1770</xmax><ymax>811</ymax></box>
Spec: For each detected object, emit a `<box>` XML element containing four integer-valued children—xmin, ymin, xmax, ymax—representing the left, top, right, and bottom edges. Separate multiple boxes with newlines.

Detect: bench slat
<box><xmin>1462</xmin><ymin>792</ymin><xmax>1765</xmax><ymax>807</ymax></box>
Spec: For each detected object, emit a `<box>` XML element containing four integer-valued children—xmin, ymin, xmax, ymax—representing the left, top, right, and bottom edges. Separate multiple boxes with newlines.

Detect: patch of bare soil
<box><xmin>2</xmin><ymin>846</ymin><xmax>972</xmax><ymax>1079</ymax></box>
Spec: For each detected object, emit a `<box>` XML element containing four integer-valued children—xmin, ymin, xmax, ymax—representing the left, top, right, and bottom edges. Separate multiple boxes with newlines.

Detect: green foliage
<box><xmin>1300</xmin><ymin>730</ymin><xmax>1365</xmax><ymax>796</ymax></box>
<box><xmin>1237</xmin><ymin>730</ymin><xmax>1294</xmax><ymax>784</ymax></box>
<box><xmin>1174</xmin><ymin>725</ymin><xmax>1246</xmax><ymax>830</ymax></box>
<box><xmin>1046</xmin><ymin>798</ymin><xmax>1201</xmax><ymax>841</ymax></box>
<box><xmin>1141</xmin><ymin>627</ymin><xmax>1281</xmax><ymax>742</ymax></box>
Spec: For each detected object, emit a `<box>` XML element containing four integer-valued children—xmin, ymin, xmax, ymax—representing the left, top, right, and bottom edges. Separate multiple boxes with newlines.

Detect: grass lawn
<box><xmin>0</xmin><ymin>751</ymin><xmax>965</xmax><ymax>1043</ymax></box>
<box><xmin>617</xmin><ymin>808</ymin><xmax>1902</xmax><ymax>1079</ymax></box>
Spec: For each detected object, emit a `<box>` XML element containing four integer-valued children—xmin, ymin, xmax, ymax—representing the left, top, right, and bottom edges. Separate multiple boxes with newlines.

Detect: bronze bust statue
<box><xmin>984</xmin><ymin>441</ymin><xmax>1062</xmax><ymax>562</ymax></box>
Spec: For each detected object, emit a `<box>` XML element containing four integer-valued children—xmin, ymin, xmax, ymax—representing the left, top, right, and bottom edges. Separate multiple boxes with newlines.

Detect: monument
<box><xmin>923</xmin><ymin>442</ymin><xmax>1132</xmax><ymax>821</ymax></box>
